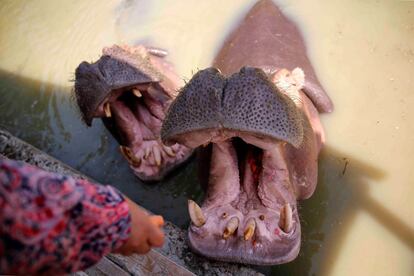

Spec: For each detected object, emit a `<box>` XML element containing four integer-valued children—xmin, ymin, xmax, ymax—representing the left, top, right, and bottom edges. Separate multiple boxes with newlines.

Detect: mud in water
<box><xmin>0</xmin><ymin>0</ymin><xmax>413</xmax><ymax>275</ymax></box>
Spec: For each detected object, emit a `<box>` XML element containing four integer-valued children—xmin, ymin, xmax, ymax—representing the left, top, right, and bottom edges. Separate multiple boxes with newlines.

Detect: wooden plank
<box><xmin>85</xmin><ymin>257</ymin><xmax>130</xmax><ymax>276</ymax></box>
<box><xmin>72</xmin><ymin>272</ymin><xmax>89</xmax><ymax>276</ymax></box>
<box><xmin>108</xmin><ymin>250</ymin><xmax>195</xmax><ymax>276</ymax></box>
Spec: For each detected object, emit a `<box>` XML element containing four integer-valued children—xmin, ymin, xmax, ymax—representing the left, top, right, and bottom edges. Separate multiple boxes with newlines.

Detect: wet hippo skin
<box><xmin>74</xmin><ymin>45</ymin><xmax>192</xmax><ymax>181</ymax></box>
<box><xmin>161</xmin><ymin>0</ymin><xmax>333</xmax><ymax>265</ymax></box>
<box><xmin>214</xmin><ymin>0</ymin><xmax>333</xmax><ymax>113</ymax></box>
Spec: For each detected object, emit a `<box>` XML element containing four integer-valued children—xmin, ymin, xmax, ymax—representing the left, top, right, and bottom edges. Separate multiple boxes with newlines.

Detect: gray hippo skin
<box><xmin>161</xmin><ymin>0</ymin><xmax>333</xmax><ymax>265</ymax></box>
<box><xmin>74</xmin><ymin>45</ymin><xmax>192</xmax><ymax>181</ymax></box>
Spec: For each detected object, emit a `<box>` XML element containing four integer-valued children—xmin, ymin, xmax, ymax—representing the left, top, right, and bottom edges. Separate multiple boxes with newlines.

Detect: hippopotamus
<box><xmin>73</xmin><ymin>0</ymin><xmax>332</xmax><ymax>265</ymax></box>
<box><xmin>160</xmin><ymin>0</ymin><xmax>333</xmax><ymax>265</ymax></box>
<box><xmin>74</xmin><ymin>45</ymin><xmax>192</xmax><ymax>181</ymax></box>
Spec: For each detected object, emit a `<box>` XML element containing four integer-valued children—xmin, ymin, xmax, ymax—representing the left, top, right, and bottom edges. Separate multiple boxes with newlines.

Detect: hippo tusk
<box><xmin>144</xmin><ymin>147</ymin><xmax>151</xmax><ymax>159</ymax></box>
<box><xmin>163</xmin><ymin>145</ymin><xmax>176</xmax><ymax>157</ymax></box>
<box><xmin>280</xmin><ymin>203</ymin><xmax>293</xmax><ymax>233</ymax></box>
<box><xmin>104</xmin><ymin>102</ymin><xmax>111</xmax><ymax>117</ymax></box>
<box><xmin>119</xmin><ymin>146</ymin><xmax>141</xmax><ymax>167</ymax></box>
<box><xmin>153</xmin><ymin>146</ymin><xmax>162</xmax><ymax>166</ymax></box>
<box><xmin>188</xmin><ymin>199</ymin><xmax>206</xmax><ymax>227</ymax></box>
<box><xmin>223</xmin><ymin>217</ymin><xmax>239</xmax><ymax>239</ymax></box>
<box><xmin>132</xmin><ymin>88</ymin><xmax>142</xmax><ymax>98</ymax></box>
<box><xmin>243</xmin><ymin>218</ymin><xmax>256</xmax><ymax>241</ymax></box>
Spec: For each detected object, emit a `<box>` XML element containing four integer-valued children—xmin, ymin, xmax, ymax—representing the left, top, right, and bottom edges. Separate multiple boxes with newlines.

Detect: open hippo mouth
<box><xmin>186</xmin><ymin>134</ymin><xmax>301</xmax><ymax>265</ymax></box>
<box><xmin>74</xmin><ymin>45</ymin><xmax>192</xmax><ymax>181</ymax></box>
<box><xmin>161</xmin><ymin>66</ymin><xmax>323</xmax><ymax>265</ymax></box>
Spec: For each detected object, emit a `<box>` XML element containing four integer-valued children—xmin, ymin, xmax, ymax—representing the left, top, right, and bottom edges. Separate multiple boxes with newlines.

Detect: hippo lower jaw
<box><xmin>74</xmin><ymin>45</ymin><xmax>192</xmax><ymax>181</ymax></box>
<box><xmin>187</xmin><ymin>131</ymin><xmax>301</xmax><ymax>265</ymax></box>
<box><xmin>99</xmin><ymin>82</ymin><xmax>191</xmax><ymax>181</ymax></box>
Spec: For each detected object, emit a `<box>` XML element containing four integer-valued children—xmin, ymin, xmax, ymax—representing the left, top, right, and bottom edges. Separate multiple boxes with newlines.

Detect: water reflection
<box><xmin>0</xmin><ymin>69</ymin><xmax>202</xmax><ymax>228</ymax></box>
<box><xmin>1</xmin><ymin>1</ymin><xmax>413</xmax><ymax>273</ymax></box>
<box><xmin>264</xmin><ymin>146</ymin><xmax>413</xmax><ymax>275</ymax></box>
<box><xmin>1</xmin><ymin>69</ymin><xmax>62</xmax><ymax>150</ymax></box>
<box><xmin>317</xmin><ymin>146</ymin><xmax>413</xmax><ymax>275</ymax></box>
<box><xmin>2</xmin><ymin>68</ymin><xmax>414</xmax><ymax>275</ymax></box>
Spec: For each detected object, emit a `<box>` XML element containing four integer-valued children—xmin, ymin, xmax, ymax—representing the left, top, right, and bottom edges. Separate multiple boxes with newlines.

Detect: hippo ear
<box><xmin>161</xmin><ymin>68</ymin><xmax>226</xmax><ymax>145</ymax></box>
<box><xmin>302</xmin><ymin>79</ymin><xmax>333</xmax><ymax>113</ymax></box>
<box><xmin>221</xmin><ymin>67</ymin><xmax>304</xmax><ymax>148</ymax></box>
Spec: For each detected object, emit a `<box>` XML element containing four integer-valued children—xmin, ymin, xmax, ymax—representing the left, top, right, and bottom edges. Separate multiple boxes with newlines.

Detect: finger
<box><xmin>150</xmin><ymin>215</ymin><xmax>164</xmax><ymax>227</ymax></box>
<box><xmin>148</xmin><ymin>227</ymin><xmax>165</xmax><ymax>247</ymax></box>
<box><xmin>135</xmin><ymin>241</ymin><xmax>151</xmax><ymax>254</ymax></box>
<box><xmin>113</xmin><ymin>246</ymin><xmax>132</xmax><ymax>256</ymax></box>
<box><xmin>122</xmin><ymin>249</ymin><xmax>134</xmax><ymax>256</ymax></box>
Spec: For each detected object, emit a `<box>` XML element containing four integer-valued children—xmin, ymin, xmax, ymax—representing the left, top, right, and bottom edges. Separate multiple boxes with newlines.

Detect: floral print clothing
<box><xmin>0</xmin><ymin>158</ymin><xmax>131</xmax><ymax>275</ymax></box>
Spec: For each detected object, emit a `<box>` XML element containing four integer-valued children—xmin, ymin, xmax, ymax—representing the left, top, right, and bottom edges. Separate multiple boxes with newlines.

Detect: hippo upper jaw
<box><xmin>74</xmin><ymin>45</ymin><xmax>193</xmax><ymax>181</ymax></box>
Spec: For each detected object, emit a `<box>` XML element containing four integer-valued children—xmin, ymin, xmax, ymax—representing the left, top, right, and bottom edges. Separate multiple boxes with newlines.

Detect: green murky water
<box><xmin>0</xmin><ymin>1</ymin><xmax>413</xmax><ymax>275</ymax></box>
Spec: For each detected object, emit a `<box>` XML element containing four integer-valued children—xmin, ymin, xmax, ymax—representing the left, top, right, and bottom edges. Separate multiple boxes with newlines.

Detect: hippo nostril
<box><xmin>279</xmin><ymin>203</ymin><xmax>293</xmax><ymax>233</ymax></box>
<box><xmin>223</xmin><ymin>217</ymin><xmax>239</xmax><ymax>239</ymax></box>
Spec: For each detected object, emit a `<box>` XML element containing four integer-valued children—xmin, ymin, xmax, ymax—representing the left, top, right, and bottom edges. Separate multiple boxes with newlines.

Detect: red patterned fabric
<box><xmin>0</xmin><ymin>158</ymin><xmax>131</xmax><ymax>275</ymax></box>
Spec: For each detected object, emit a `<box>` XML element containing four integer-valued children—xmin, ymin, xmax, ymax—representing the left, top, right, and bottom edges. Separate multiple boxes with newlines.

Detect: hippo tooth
<box><xmin>243</xmin><ymin>218</ymin><xmax>256</xmax><ymax>241</ymax></box>
<box><xmin>104</xmin><ymin>102</ymin><xmax>111</xmax><ymax>117</ymax></box>
<box><xmin>280</xmin><ymin>203</ymin><xmax>293</xmax><ymax>233</ymax></box>
<box><xmin>144</xmin><ymin>147</ymin><xmax>151</xmax><ymax>159</ymax></box>
<box><xmin>163</xmin><ymin>145</ymin><xmax>176</xmax><ymax>157</ymax></box>
<box><xmin>119</xmin><ymin>146</ymin><xmax>141</xmax><ymax>167</ymax></box>
<box><xmin>132</xmin><ymin>88</ymin><xmax>142</xmax><ymax>98</ymax></box>
<box><xmin>223</xmin><ymin>217</ymin><xmax>239</xmax><ymax>239</ymax></box>
<box><xmin>152</xmin><ymin>146</ymin><xmax>162</xmax><ymax>166</ymax></box>
<box><xmin>188</xmin><ymin>200</ymin><xmax>206</xmax><ymax>227</ymax></box>
<box><xmin>146</xmin><ymin>46</ymin><xmax>168</xmax><ymax>57</ymax></box>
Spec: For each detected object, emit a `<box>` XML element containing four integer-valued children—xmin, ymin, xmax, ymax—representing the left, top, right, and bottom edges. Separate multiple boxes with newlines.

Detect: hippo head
<box><xmin>161</xmin><ymin>66</ymin><xmax>325</xmax><ymax>265</ymax></box>
<box><xmin>74</xmin><ymin>45</ymin><xmax>192</xmax><ymax>181</ymax></box>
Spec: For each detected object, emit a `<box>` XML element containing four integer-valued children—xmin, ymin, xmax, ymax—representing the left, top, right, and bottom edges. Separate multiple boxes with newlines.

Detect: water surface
<box><xmin>0</xmin><ymin>1</ymin><xmax>413</xmax><ymax>275</ymax></box>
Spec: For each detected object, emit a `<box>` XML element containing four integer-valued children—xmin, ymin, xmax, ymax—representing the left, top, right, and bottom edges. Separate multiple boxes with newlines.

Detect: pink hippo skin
<box><xmin>74</xmin><ymin>45</ymin><xmax>192</xmax><ymax>181</ymax></box>
<box><xmin>161</xmin><ymin>0</ymin><xmax>333</xmax><ymax>265</ymax></box>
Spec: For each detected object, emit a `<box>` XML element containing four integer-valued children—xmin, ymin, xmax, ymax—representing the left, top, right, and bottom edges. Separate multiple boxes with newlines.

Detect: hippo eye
<box><xmin>259</xmin><ymin>215</ymin><xmax>265</xmax><ymax>221</ymax></box>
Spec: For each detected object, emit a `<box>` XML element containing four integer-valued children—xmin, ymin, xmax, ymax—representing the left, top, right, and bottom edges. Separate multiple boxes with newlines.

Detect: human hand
<box><xmin>115</xmin><ymin>197</ymin><xmax>165</xmax><ymax>255</ymax></box>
